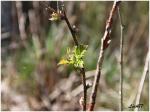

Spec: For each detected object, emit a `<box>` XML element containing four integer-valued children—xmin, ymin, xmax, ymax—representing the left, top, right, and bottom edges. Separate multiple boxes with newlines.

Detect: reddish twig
<box><xmin>88</xmin><ymin>1</ymin><xmax>121</xmax><ymax>111</ymax></box>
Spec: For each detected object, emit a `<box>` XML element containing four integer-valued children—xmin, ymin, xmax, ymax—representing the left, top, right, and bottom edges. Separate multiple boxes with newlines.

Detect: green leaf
<box><xmin>58</xmin><ymin>45</ymin><xmax>88</xmax><ymax>69</ymax></box>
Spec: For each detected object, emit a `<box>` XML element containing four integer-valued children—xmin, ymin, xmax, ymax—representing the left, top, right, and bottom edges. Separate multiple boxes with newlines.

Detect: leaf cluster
<box><xmin>58</xmin><ymin>45</ymin><xmax>88</xmax><ymax>68</ymax></box>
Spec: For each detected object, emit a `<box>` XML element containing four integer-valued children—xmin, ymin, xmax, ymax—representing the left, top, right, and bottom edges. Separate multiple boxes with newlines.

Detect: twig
<box><xmin>118</xmin><ymin>6</ymin><xmax>124</xmax><ymax>111</ymax></box>
<box><xmin>63</xmin><ymin>11</ymin><xmax>79</xmax><ymax>46</ymax></box>
<box><xmin>63</xmin><ymin>9</ymin><xmax>87</xmax><ymax>111</ymax></box>
<box><xmin>60</xmin><ymin>2</ymin><xmax>86</xmax><ymax>110</ymax></box>
<box><xmin>88</xmin><ymin>1</ymin><xmax>121</xmax><ymax>111</ymax></box>
<box><xmin>134</xmin><ymin>52</ymin><xmax>149</xmax><ymax>111</ymax></box>
<box><xmin>80</xmin><ymin>68</ymin><xmax>87</xmax><ymax>110</ymax></box>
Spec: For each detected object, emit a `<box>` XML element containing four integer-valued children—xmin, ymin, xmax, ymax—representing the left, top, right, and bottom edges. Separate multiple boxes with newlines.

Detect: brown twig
<box><xmin>80</xmin><ymin>68</ymin><xmax>87</xmax><ymax>110</ymax></box>
<box><xmin>46</xmin><ymin>1</ymin><xmax>86</xmax><ymax>110</ymax></box>
<box><xmin>63</xmin><ymin>11</ymin><xmax>79</xmax><ymax>46</ymax></box>
<box><xmin>118</xmin><ymin>6</ymin><xmax>124</xmax><ymax>111</ymax></box>
<box><xmin>62</xmin><ymin>6</ymin><xmax>87</xmax><ymax>111</ymax></box>
<box><xmin>88</xmin><ymin>1</ymin><xmax>121</xmax><ymax>111</ymax></box>
<box><xmin>134</xmin><ymin>52</ymin><xmax>149</xmax><ymax>111</ymax></box>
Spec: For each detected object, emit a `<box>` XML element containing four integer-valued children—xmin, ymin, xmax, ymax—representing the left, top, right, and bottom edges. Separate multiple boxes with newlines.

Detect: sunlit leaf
<box><xmin>58</xmin><ymin>59</ymin><xmax>69</xmax><ymax>65</ymax></box>
<box><xmin>58</xmin><ymin>44</ymin><xmax>88</xmax><ymax>69</ymax></box>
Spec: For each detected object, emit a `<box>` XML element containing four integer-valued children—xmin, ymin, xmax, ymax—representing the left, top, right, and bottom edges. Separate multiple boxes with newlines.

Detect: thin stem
<box><xmin>88</xmin><ymin>1</ymin><xmax>121</xmax><ymax>111</ymax></box>
<box><xmin>63</xmin><ymin>11</ymin><xmax>79</xmax><ymax>46</ymax></box>
<box><xmin>41</xmin><ymin>1</ymin><xmax>87</xmax><ymax>110</ymax></box>
<box><xmin>62</xmin><ymin>3</ymin><xmax>86</xmax><ymax>110</ymax></box>
<box><xmin>80</xmin><ymin>68</ymin><xmax>87</xmax><ymax>111</ymax></box>
<box><xmin>118</xmin><ymin>6</ymin><xmax>124</xmax><ymax>111</ymax></box>
<box><xmin>134</xmin><ymin>52</ymin><xmax>149</xmax><ymax>111</ymax></box>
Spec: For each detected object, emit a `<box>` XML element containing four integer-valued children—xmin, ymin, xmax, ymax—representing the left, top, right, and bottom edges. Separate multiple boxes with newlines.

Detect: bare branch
<box><xmin>63</xmin><ymin>10</ymin><xmax>79</xmax><ymax>46</ymax></box>
<box><xmin>118</xmin><ymin>6</ymin><xmax>124</xmax><ymax>111</ymax></box>
<box><xmin>88</xmin><ymin>1</ymin><xmax>121</xmax><ymax>111</ymax></box>
<box><xmin>80</xmin><ymin>68</ymin><xmax>87</xmax><ymax>110</ymax></box>
<box><xmin>135</xmin><ymin>52</ymin><xmax>149</xmax><ymax>111</ymax></box>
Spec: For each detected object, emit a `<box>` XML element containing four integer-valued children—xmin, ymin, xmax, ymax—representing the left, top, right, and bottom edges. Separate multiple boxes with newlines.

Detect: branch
<box><xmin>80</xmin><ymin>68</ymin><xmax>87</xmax><ymax>111</ymax></box>
<box><xmin>63</xmin><ymin>11</ymin><xmax>79</xmax><ymax>46</ymax></box>
<box><xmin>61</xmin><ymin>2</ymin><xmax>86</xmax><ymax>110</ymax></box>
<box><xmin>134</xmin><ymin>52</ymin><xmax>149</xmax><ymax>111</ymax></box>
<box><xmin>118</xmin><ymin>6</ymin><xmax>124</xmax><ymax>111</ymax></box>
<box><xmin>88</xmin><ymin>1</ymin><xmax>121</xmax><ymax>111</ymax></box>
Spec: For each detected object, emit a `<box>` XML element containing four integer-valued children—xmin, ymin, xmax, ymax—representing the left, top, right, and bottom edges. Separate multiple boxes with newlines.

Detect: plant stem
<box><xmin>118</xmin><ymin>6</ymin><xmax>124</xmax><ymax>111</ymax></box>
<box><xmin>41</xmin><ymin>1</ymin><xmax>87</xmax><ymax>110</ymax></box>
<box><xmin>63</xmin><ymin>7</ymin><xmax>86</xmax><ymax>111</ymax></box>
<box><xmin>80</xmin><ymin>68</ymin><xmax>87</xmax><ymax>111</ymax></box>
<box><xmin>64</xmin><ymin>11</ymin><xmax>79</xmax><ymax>46</ymax></box>
<box><xmin>134</xmin><ymin>52</ymin><xmax>149</xmax><ymax>111</ymax></box>
<box><xmin>88</xmin><ymin>1</ymin><xmax>121</xmax><ymax>111</ymax></box>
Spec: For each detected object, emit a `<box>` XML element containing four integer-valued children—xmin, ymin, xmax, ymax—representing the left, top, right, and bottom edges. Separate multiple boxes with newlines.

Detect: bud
<box><xmin>79</xmin><ymin>97</ymin><xmax>84</xmax><ymax>108</ymax></box>
<box><xmin>72</xmin><ymin>25</ymin><xmax>79</xmax><ymax>33</ymax></box>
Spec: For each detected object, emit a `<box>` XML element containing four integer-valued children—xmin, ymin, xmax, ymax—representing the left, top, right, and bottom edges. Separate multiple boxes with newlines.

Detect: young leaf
<box><xmin>58</xmin><ymin>44</ymin><xmax>88</xmax><ymax>69</ymax></box>
<box><xmin>58</xmin><ymin>59</ymin><xmax>69</xmax><ymax>65</ymax></box>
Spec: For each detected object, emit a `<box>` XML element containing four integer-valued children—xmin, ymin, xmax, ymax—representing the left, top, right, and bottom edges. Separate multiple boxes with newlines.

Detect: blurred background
<box><xmin>1</xmin><ymin>1</ymin><xmax>149</xmax><ymax>111</ymax></box>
